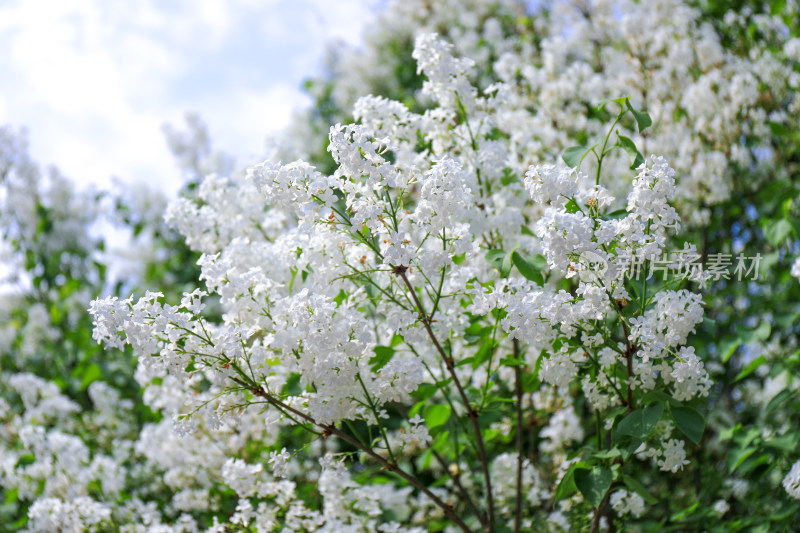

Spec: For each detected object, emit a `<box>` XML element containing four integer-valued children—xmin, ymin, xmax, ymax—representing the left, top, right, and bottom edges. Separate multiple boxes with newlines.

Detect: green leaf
<box><xmin>471</xmin><ymin>339</ymin><xmax>498</xmax><ymax>369</ymax></box>
<box><xmin>717</xmin><ymin>425</ymin><xmax>740</xmax><ymax>442</ymax></box>
<box><xmin>333</xmin><ymin>289</ymin><xmax>348</xmax><ymax>307</ymax></box>
<box><xmin>737</xmin><ymin>453</ymin><xmax>771</xmax><ymax>476</ymax></box>
<box><xmin>390</xmin><ymin>334</ymin><xmax>404</xmax><ymax>347</ymax></box>
<box><xmin>740</xmin><ymin>322</ymin><xmax>771</xmax><ymax>345</ymax></box>
<box><xmin>734</xmin><ymin>355</ymin><xmax>767</xmax><ymax>382</ymax></box>
<box><xmin>763</xmin><ymin>432</ymin><xmax>800</xmax><ymax>453</ymax></box>
<box><xmin>670</xmin><ymin>501</ymin><xmax>699</xmax><ymax>522</ymax></box>
<box><xmin>765</xmin><ymin>219</ymin><xmax>792</xmax><ymax>246</ymax></box>
<box><xmin>574</xmin><ymin>466</ymin><xmax>612</xmax><ymax>507</ymax></box>
<box><xmin>553</xmin><ymin>463</ymin><xmax>580</xmax><ymax>502</ymax></box>
<box><xmin>595</xmin><ymin>96</ymin><xmax>629</xmax><ymax>111</ymax></box>
<box><xmin>485</xmin><ymin>249</ymin><xmax>505</xmax><ymax>262</ymax></box>
<box><xmin>616</xmin><ymin>402</ymin><xmax>664</xmax><ymax>440</ymax></box>
<box><xmin>766</xmin><ymin>389</ymin><xmax>795</xmax><ymax>414</ymax></box>
<box><xmin>728</xmin><ymin>446</ymin><xmax>757</xmax><ymax>473</ymax></box>
<box><xmin>789</xmin><ymin>216</ymin><xmax>800</xmax><ymax>238</ymax></box>
<box><xmin>521</xmin><ymin>372</ymin><xmax>539</xmax><ymax>393</ymax></box>
<box><xmin>605</xmin><ymin>208</ymin><xmax>628</xmax><ymax>220</ymax></box>
<box><xmin>625</xmin><ymin>100</ymin><xmax>653</xmax><ymax>131</ymax></box>
<box><xmin>10</xmin><ymin>515</ymin><xmax>28</xmax><ymax>530</ymax></box>
<box><xmin>16</xmin><ymin>454</ymin><xmax>35</xmax><ymax>468</ymax></box>
<box><xmin>736</xmin><ymin>427</ymin><xmax>762</xmax><ymax>448</ymax></box>
<box><xmin>486</xmin><ymin>249</ymin><xmax>512</xmax><ymax>278</ymax></box>
<box><xmin>500</xmin><ymin>167</ymin><xmax>517</xmax><ymax>186</ymax></box>
<box><xmin>502</xmin><ymin>248</ymin><xmax>515</xmax><ymax>278</ymax></box>
<box><xmin>563</xmin><ymin>146</ymin><xmax>590</xmax><ymax>168</ymax></box>
<box><xmin>500</xmin><ymin>356</ymin><xmax>526</xmax><ymax>367</ymax></box>
<box><xmin>424</xmin><ymin>404</ymin><xmax>452</xmax><ymax>429</ymax></box>
<box><xmin>288</xmin><ymin>266</ymin><xmax>298</xmax><ymax>295</ymax></box>
<box><xmin>593</xmin><ymin>448</ymin><xmax>622</xmax><ymax>460</ymax></box>
<box><xmin>411</xmin><ymin>383</ymin><xmax>439</xmax><ymax>402</ymax></box>
<box><xmin>511</xmin><ymin>251</ymin><xmax>544</xmax><ymax>284</ymax></box>
<box><xmin>719</xmin><ymin>338</ymin><xmax>742</xmax><ymax>363</ymax></box>
<box><xmin>671</xmin><ymin>406</ymin><xmax>705</xmax><ymax>444</ymax></box>
<box><xmin>369</xmin><ymin>346</ymin><xmax>395</xmax><ymax>372</ymax></box>
<box><xmin>614</xmin><ymin>135</ymin><xmax>644</xmax><ymax>169</ymax></box>
<box><xmin>768</xmin><ymin>501</ymin><xmax>800</xmax><ymax>522</ymax></box>
<box><xmin>640</xmin><ymin>390</ymin><xmax>682</xmax><ymax>407</ymax></box>
<box><xmin>78</xmin><ymin>363</ymin><xmax>104</xmax><ymax>390</ymax></box>
<box><xmin>4</xmin><ymin>486</ymin><xmax>18</xmax><ymax>505</ymax></box>
<box><xmin>622</xmin><ymin>474</ymin><xmax>658</xmax><ymax>505</ymax></box>
<box><xmin>464</xmin><ymin>321</ymin><xmax>492</xmax><ymax>343</ymax></box>
<box><xmin>564</xmin><ymin>199</ymin><xmax>581</xmax><ymax>214</ymax></box>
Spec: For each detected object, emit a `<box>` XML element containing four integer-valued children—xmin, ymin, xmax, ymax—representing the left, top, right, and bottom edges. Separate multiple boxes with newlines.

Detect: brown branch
<box><xmin>590</xmin><ymin>488</ymin><xmax>613</xmax><ymax>533</ymax></box>
<box><xmin>625</xmin><ymin>343</ymin><xmax>635</xmax><ymax>409</ymax></box>
<box><xmin>430</xmin><ymin>448</ymin><xmax>488</xmax><ymax>529</ymax></box>
<box><xmin>513</xmin><ymin>339</ymin><xmax>524</xmax><ymax>533</ymax></box>
<box><xmin>392</xmin><ymin>402</ymin><xmax>487</xmax><ymax>529</ymax></box>
<box><xmin>612</xmin><ymin>299</ymin><xmax>636</xmax><ymax>410</ymax></box>
<box><xmin>230</xmin><ymin>377</ymin><xmax>472</xmax><ymax>533</ymax></box>
<box><xmin>398</xmin><ymin>270</ymin><xmax>496</xmax><ymax>531</ymax></box>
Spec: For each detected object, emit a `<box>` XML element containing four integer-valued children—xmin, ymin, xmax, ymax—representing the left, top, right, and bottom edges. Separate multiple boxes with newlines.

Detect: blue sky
<box><xmin>0</xmin><ymin>0</ymin><xmax>376</xmax><ymax>196</ymax></box>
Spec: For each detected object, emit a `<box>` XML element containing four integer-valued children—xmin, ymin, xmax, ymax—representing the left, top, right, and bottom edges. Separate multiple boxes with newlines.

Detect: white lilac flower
<box><xmin>268</xmin><ymin>447</ymin><xmax>291</xmax><ymax>479</ymax></box>
<box><xmin>713</xmin><ymin>499</ymin><xmax>730</xmax><ymax>516</ymax></box>
<box><xmin>657</xmin><ymin>439</ymin><xmax>690</xmax><ymax>473</ymax></box>
<box><xmin>791</xmin><ymin>256</ymin><xmax>800</xmax><ymax>280</ymax></box>
<box><xmin>610</xmin><ymin>489</ymin><xmax>646</xmax><ymax>518</ymax></box>
<box><xmin>783</xmin><ymin>460</ymin><xmax>800</xmax><ymax>500</ymax></box>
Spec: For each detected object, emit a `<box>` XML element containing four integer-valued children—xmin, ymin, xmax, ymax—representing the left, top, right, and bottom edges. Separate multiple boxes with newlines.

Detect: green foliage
<box><xmin>575</xmin><ymin>465</ymin><xmax>613</xmax><ymax>507</ymax></box>
<box><xmin>562</xmin><ymin>145</ymin><xmax>592</xmax><ymax>169</ymax></box>
<box><xmin>616</xmin><ymin>402</ymin><xmax>664</xmax><ymax>441</ymax></box>
<box><xmin>511</xmin><ymin>251</ymin><xmax>545</xmax><ymax>284</ymax></box>
<box><xmin>670</xmin><ymin>406</ymin><xmax>705</xmax><ymax>445</ymax></box>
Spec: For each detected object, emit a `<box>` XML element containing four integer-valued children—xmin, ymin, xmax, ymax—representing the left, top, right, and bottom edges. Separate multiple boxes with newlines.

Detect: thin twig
<box><xmin>590</xmin><ymin>489</ymin><xmax>613</xmax><ymax>533</ymax></box>
<box><xmin>398</xmin><ymin>270</ymin><xmax>496</xmax><ymax>531</ymax></box>
<box><xmin>393</xmin><ymin>401</ymin><xmax>486</xmax><ymax>528</ymax></box>
<box><xmin>230</xmin><ymin>377</ymin><xmax>472</xmax><ymax>533</ymax></box>
<box><xmin>611</xmin><ymin>298</ymin><xmax>636</xmax><ymax>410</ymax></box>
<box><xmin>430</xmin><ymin>448</ymin><xmax>488</xmax><ymax>529</ymax></box>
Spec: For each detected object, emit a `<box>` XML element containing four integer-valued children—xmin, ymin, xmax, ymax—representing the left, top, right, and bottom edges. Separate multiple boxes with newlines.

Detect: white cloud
<box><xmin>0</xmin><ymin>0</ymin><xmax>376</xmax><ymax>197</ymax></box>
<box><xmin>200</xmin><ymin>82</ymin><xmax>312</xmax><ymax>166</ymax></box>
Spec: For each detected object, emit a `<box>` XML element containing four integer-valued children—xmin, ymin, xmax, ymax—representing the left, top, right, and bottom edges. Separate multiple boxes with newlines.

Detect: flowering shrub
<box><xmin>4</xmin><ymin>1</ymin><xmax>800</xmax><ymax>532</ymax></box>
<box><xmin>92</xmin><ymin>82</ymin><xmax>714</xmax><ymax>530</ymax></box>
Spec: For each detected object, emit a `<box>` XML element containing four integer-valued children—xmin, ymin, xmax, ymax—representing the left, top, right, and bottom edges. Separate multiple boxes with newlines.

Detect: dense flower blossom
<box><xmin>5</xmin><ymin>0</ymin><xmax>800</xmax><ymax>531</ymax></box>
<box><xmin>80</xmin><ymin>26</ymin><xmax>723</xmax><ymax>531</ymax></box>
